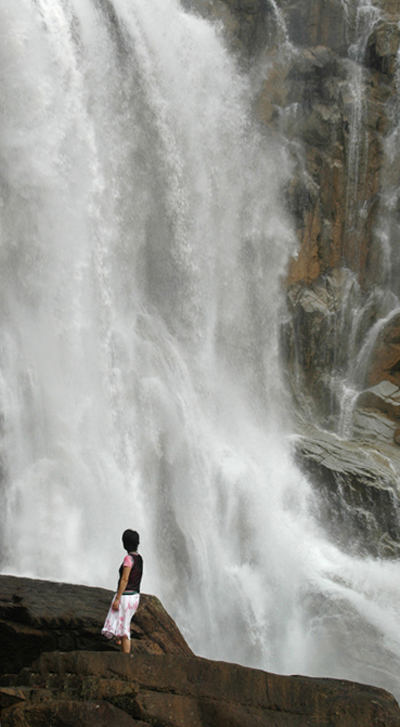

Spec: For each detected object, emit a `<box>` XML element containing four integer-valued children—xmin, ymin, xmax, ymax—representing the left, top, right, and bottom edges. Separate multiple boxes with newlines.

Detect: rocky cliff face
<box><xmin>276</xmin><ymin>0</ymin><xmax>400</xmax><ymax>558</ymax></box>
<box><xmin>1</xmin><ymin>576</ymin><xmax>400</xmax><ymax>727</ymax></box>
<box><xmin>187</xmin><ymin>0</ymin><xmax>400</xmax><ymax>558</ymax></box>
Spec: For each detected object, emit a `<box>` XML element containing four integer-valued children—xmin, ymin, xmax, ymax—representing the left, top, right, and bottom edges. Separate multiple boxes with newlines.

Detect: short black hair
<box><xmin>122</xmin><ymin>529</ymin><xmax>140</xmax><ymax>552</ymax></box>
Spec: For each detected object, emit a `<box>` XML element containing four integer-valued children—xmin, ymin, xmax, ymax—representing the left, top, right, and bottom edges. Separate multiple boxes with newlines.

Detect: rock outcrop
<box><xmin>3</xmin><ymin>650</ymin><xmax>400</xmax><ymax>727</ymax></box>
<box><xmin>0</xmin><ymin>575</ymin><xmax>192</xmax><ymax>677</ymax></box>
<box><xmin>293</xmin><ymin>425</ymin><xmax>400</xmax><ymax>558</ymax></box>
<box><xmin>1</xmin><ymin>575</ymin><xmax>400</xmax><ymax>727</ymax></box>
<box><xmin>272</xmin><ymin>0</ymin><xmax>400</xmax><ymax>453</ymax></box>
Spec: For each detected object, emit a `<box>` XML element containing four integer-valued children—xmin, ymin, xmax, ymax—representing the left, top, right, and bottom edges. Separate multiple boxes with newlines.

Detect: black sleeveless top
<box><xmin>118</xmin><ymin>552</ymin><xmax>143</xmax><ymax>594</ymax></box>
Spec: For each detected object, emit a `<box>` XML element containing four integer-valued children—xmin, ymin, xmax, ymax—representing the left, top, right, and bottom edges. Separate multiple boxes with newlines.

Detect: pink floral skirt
<box><xmin>101</xmin><ymin>593</ymin><xmax>140</xmax><ymax>641</ymax></box>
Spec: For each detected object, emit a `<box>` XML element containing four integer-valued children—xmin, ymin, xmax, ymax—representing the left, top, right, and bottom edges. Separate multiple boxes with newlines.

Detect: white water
<box><xmin>1</xmin><ymin>0</ymin><xmax>400</xmax><ymax>700</ymax></box>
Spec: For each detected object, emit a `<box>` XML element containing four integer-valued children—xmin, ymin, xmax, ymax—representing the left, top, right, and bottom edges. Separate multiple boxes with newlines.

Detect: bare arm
<box><xmin>112</xmin><ymin>565</ymin><xmax>132</xmax><ymax>610</ymax></box>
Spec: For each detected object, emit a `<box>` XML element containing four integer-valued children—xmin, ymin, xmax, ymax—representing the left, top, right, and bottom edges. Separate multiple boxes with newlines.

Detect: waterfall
<box><xmin>1</xmin><ymin>0</ymin><xmax>400</xmax><ymax>701</ymax></box>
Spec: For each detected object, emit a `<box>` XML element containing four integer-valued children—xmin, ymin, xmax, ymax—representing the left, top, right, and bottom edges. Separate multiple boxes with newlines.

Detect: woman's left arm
<box><xmin>112</xmin><ymin>565</ymin><xmax>132</xmax><ymax>610</ymax></box>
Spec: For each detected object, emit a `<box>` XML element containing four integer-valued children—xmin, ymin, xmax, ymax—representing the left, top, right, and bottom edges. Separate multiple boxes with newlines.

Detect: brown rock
<box><xmin>366</xmin><ymin>21</ymin><xmax>400</xmax><ymax>75</ymax></box>
<box><xmin>1</xmin><ymin>700</ymin><xmax>144</xmax><ymax>727</ymax></box>
<box><xmin>2</xmin><ymin>650</ymin><xmax>400</xmax><ymax>727</ymax></box>
<box><xmin>1</xmin><ymin>579</ymin><xmax>400</xmax><ymax>727</ymax></box>
<box><xmin>366</xmin><ymin>312</ymin><xmax>400</xmax><ymax>387</ymax></box>
<box><xmin>286</xmin><ymin>206</ymin><xmax>322</xmax><ymax>285</ymax></box>
<box><xmin>279</xmin><ymin>0</ymin><xmax>348</xmax><ymax>51</ymax></box>
<box><xmin>356</xmin><ymin>381</ymin><xmax>400</xmax><ymax>423</ymax></box>
<box><xmin>0</xmin><ymin>575</ymin><xmax>193</xmax><ymax>677</ymax></box>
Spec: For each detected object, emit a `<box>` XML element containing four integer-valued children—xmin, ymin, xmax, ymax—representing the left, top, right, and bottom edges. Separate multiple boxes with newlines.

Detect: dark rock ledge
<box><xmin>1</xmin><ymin>575</ymin><xmax>400</xmax><ymax>727</ymax></box>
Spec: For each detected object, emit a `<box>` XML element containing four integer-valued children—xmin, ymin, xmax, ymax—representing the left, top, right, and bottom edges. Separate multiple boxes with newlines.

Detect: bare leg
<box><xmin>121</xmin><ymin>635</ymin><xmax>131</xmax><ymax>654</ymax></box>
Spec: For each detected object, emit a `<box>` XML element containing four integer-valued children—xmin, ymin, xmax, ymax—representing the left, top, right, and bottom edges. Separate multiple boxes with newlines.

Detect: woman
<box><xmin>102</xmin><ymin>529</ymin><xmax>143</xmax><ymax>653</ymax></box>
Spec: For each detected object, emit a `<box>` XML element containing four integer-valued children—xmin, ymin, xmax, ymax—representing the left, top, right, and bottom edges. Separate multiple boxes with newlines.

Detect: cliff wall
<box><xmin>186</xmin><ymin>0</ymin><xmax>400</xmax><ymax>558</ymax></box>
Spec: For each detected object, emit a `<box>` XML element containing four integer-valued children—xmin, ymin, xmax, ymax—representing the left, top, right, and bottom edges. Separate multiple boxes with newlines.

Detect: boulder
<box><xmin>0</xmin><ymin>575</ymin><xmax>192</xmax><ymax>676</ymax></box>
<box><xmin>2</xmin><ymin>650</ymin><xmax>400</xmax><ymax>727</ymax></box>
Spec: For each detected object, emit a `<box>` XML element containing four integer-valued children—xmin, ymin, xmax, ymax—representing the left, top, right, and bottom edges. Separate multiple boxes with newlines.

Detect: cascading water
<box><xmin>1</xmin><ymin>0</ymin><xmax>400</xmax><ymax>701</ymax></box>
<box><xmin>342</xmin><ymin>0</ymin><xmax>381</xmax><ymax>266</ymax></box>
<box><xmin>332</xmin><ymin>3</ymin><xmax>400</xmax><ymax>442</ymax></box>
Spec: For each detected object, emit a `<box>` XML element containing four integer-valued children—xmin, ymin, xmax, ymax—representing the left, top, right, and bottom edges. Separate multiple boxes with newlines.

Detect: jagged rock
<box><xmin>366</xmin><ymin>20</ymin><xmax>400</xmax><ymax>76</ymax></box>
<box><xmin>352</xmin><ymin>406</ymin><xmax>398</xmax><ymax>443</ymax></box>
<box><xmin>366</xmin><ymin>312</ymin><xmax>400</xmax><ymax>388</ymax></box>
<box><xmin>0</xmin><ymin>575</ymin><xmax>192</xmax><ymax>677</ymax></box>
<box><xmin>294</xmin><ymin>426</ymin><xmax>400</xmax><ymax>557</ymax></box>
<box><xmin>356</xmin><ymin>380</ymin><xmax>400</xmax><ymax>421</ymax></box>
<box><xmin>2</xmin><ymin>650</ymin><xmax>400</xmax><ymax>727</ymax></box>
<box><xmin>350</xmin><ymin>380</ymin><xmax>400</xmax><ymax>445</ymax></box>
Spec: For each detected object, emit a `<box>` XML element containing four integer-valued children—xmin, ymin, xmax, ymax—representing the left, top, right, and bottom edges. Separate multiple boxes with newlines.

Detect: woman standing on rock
<box><xmin>102</xmin><ymin>529</ymin><xmax>143</xmax><ymax>653</ymax></box>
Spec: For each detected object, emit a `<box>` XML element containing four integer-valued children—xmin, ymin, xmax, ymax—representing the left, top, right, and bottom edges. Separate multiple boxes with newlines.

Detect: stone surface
<box><xmin>366</xmin><ymin>312</ymin><xmax>400</xmax><ymax>388</ymax></box>
<box><xmin>2</xmin><ymin>649</ymin><xmax>400</xmax><ymax>727</ymax></box>
<box><xmin>279</xmin><ymin>0</ymin><xmax>349</xmax><ymax>52</ymax></box>
<box><xmin>293</xmin><ymin>425</ymin><xmax>400</xmax><ymax>557</ymax></box>
<box><xmin>1</xmin><ymin>700</ymin><xmax>143</xmax><ymax>727</ymax></box>
<box><xmin>356</xmin><ymin>380</ymin><xmax>400</xmax><ymax>420</ymax></box>
<box><xmin>1</xmin><ymin>577</ymin><xmax>400</xmax><ymax>726</ymax></box>
<box><xmin>281</xmin><ymin>269</ymin><xmax>367</xmax><ymax>428</ymax></box>
<box><xmin>180</xmin><ymin>0</ymin><xmax>272</xmax><ymax>56</ymax></box>
<box><xmin>0</xmin><ymin>575</ymin><xmax>193</xmax><ymax>677</ymax></box>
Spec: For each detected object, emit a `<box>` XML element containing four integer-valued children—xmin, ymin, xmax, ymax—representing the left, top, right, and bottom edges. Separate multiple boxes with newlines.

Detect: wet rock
<box><xmin>366</xmin><ymin>20</ymin><xmax>400</xmax><ymax>76</ymax></box>
<box><xmin>279</xmin><ymin>0</ymin><xmax>348</xmax><ymax>52</ymax></box>
<box><xmin>0</xmin><ymin>575</ymin><xmax>192</xmax><ymax>677</ymax></box>
<box><xmin>254</xmin><ymin>1</ymin><xmax>400</xmax><ymax>460</ymax></box>
<box><xmin>352</xmin><ymin>406</ymin><xmax>398</xmax><ymax>443</ymax></box>
<box><xmin>2</xmin><ymin>649</ymin><xmax>400</xmax><ymax>727</ymax></box>
<box><xmin>353</xmin><ymin>380</ymin><xmax>400</xmax><ymax>445</ymax></box>
<box><xmin>356</xmin><ymin>380</ymin><xmax>400</xmax><ymax>421</ymax></box>
<box><xmin>366</xmin><ymin>312</ymin><xmax>400</xmax><ymax>388</ymax></box>
<box><xmin>294</xmin><ymin>426</ymin><xmax>400</xmax><ymax>558</ymax></box>
<box><xmin>180</xmin><ymin>0</ymin><xmax>272</xmax><ymax>56</ymax></box>
<box><xmin>281</xmin><ymin>269</ymin><xmax>365</xmax><ymax>428</ymax></box>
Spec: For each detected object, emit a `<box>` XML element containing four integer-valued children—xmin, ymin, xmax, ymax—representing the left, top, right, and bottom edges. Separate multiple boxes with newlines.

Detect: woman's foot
<box><xmin>121</xmin><ymin>635</ymin><xmax>131</xmax><ymax>653</ymax></box>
